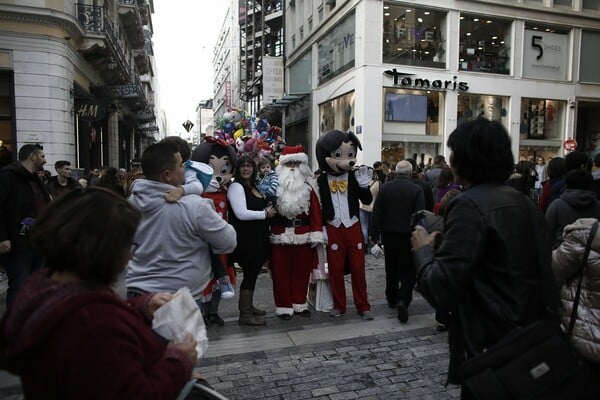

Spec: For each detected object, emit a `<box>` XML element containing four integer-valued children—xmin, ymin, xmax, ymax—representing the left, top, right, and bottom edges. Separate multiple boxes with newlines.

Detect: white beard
<box><xmin>276</xmin><ymin>165</ymin><xmax>312</xmax><ymax>219</ymax></box>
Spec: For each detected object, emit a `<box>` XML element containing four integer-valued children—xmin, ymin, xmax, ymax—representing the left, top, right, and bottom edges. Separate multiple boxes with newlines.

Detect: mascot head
<box><xmin>191</xmin><ymin>137</ymin><xmax>238</xmax><ymax>189</ymax></box>
<box><xmin>315</xmin><ymin>130</ymin><xmax>362</xmax><ymax>176</ymax></box>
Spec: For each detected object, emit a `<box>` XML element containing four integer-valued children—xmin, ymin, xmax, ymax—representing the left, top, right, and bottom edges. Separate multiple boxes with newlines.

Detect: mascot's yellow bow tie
<box><xmin>330</xmin><ymin>179</ymin><xmax>348</xmax><ymax>193</ymax></box>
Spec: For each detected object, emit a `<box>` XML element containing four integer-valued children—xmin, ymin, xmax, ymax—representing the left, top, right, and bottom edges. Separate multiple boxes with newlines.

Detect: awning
<box><xmin>267</xmin><ymin>92</ymin><xmax>310</xmax><ymax>109</ymax></box>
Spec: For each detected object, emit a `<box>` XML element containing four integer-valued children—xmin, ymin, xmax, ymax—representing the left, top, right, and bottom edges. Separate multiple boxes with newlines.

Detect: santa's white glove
<box><xmin>355</xmin><ymin>165</ymin><xmax>372</xmax><ymax>188</ymax></box>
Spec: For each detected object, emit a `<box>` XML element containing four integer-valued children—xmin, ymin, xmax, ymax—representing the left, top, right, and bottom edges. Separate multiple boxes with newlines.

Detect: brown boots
<box><xmin>238</xmin><ymin>289</ymin><xmax>266</xmax><ymax>326</ymax></box>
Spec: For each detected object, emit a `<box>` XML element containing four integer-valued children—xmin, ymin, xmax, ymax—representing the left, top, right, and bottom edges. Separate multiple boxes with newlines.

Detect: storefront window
<box><xmin>318</xmin><ymin>12</ymin><xmax>355</xmax><ymax>85</ymax></box>
<box><xmin>580</xmin><ymin>30</ymin><xmax>600</xmax><ymax>83</ymax></box>
<box><xmin>576</xmin><ymin>101</ymin><xmax>600</xmax><ymax>154</ymax></box>
<box><xmin>459</xmin><ymin>14</ymin><xmax>512</xmax><ymax>75</ymax></box>
<box><xmin>583</xmin><ymin>0</ymin><xmax>600</xmax><ymax>11</ymax></box>
<box><xmin>383</xmin><ymin>88</ymin><xmax>442</xmax><ymax>135</ymax></box>
<box><xmin>382</xmin><ymin>3</ymin><xmax>446</xmax><ymax>68</ymax></box>
<box><xmin>523</xmin><ymin>24</ymin><xmax>570</xmax><ymax>81</ymax></box>
<box><xmin>319</xmin><ymin>91</ymin><xmax>355</xmax><ymax>134</ymax></box>
<box><xmin>520</xmin><ymin>98</ymin><xmax>565</xmax><ymax>141</ymax></box>
<box><xmin>0</xmin><ymin>71</ymin><xmax>14</xmax><ymax>157</ymax></box>
<box><xmin>554</xmin><ymin>0</ymin><xmax>572</xmax><ymax>7</ymax></box>
<box><xmin>289</xmin><ymin>51</ymin><xmax>312</xmax><ymax>94</ymax></box>
<box><xmin>457</xmin><ymin>93</ymin><xmax>509</xmax><ymax>128</ymax></box>
<box><xmin>381</xmin><ymin>87</ymin><xmax>444</xmax><ymax>169</ymax></box>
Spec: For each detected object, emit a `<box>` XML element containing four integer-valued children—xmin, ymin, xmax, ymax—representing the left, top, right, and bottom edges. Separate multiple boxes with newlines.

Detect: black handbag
<box><xmin>460</xmin><ymin>220</ymin><xmax>600</xmax><ymax>400</ymax></box>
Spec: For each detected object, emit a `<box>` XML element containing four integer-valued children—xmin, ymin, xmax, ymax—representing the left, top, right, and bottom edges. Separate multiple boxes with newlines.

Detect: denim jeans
<box><xmin>1</xmin><ymin>248</ymin><xmax>43</xmax><ymax>307</ymax></box>
<box><xmin>359</xmin><ymin>209</ymin><xmax>372</xmax><ymax>245</ymax></box>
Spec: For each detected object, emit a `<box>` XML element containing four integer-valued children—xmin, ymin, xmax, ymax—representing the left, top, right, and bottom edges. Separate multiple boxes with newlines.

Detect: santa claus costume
<box><xmin>270</xmin><ymin>145</ymin><xmax>323</xmax><ymax>319</ymax></box>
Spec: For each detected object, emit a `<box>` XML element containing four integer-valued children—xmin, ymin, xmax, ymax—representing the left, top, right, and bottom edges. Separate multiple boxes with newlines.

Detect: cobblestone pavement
<box><xmin>0</xmin><ymin>255</ymin><xmax>460</xmax><ymax>399</ymax></box>
<box><xmin>197</xmin><ymin>254</ymin><xmax>460</xmax><ymax>399</ymax></box>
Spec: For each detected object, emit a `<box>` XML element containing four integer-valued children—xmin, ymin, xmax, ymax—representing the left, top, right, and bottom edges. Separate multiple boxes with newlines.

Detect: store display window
<box><xmin>318</xmin><ymin>12</ymin><xmax>355</xmax><ymax>85</ymax></box>
<box><xmin>520</xmin><ymin>98</ymin><xmax>565</xmax><ymax>141</ymax></box>
<box><xmin>459</xmin><ymin>14</ymin><xmax>512</xmax><ymax>75</ymax></box>
<box><xmin>382</xmin><ymin>3</ymin><xmax>447</xmax><ymax>69</ymax></box>
<box><xmin>457</xmin><ymin>93</ymin><xmax>509</xmax><ymax>128</ymax></box>
<box><xmin>0</xmin><ymin>71</ymin><xmax>14</xmax><ymax>155</ymax></box>
<box><xmin>383</xmin><ymin>87</ymin><xmax>442</xmax><ymax>135</ymax></box>
<box><xmin>318</xmin><ymin>91</ymin><xmax>355</xmax><ymax>134</ymax></box>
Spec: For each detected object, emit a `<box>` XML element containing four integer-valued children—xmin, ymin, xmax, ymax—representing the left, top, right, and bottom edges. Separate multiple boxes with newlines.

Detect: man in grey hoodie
<box><xmin>125</xmin><ymin>142</ymin><xmax>237</xmax><ymax>300</ymax></box>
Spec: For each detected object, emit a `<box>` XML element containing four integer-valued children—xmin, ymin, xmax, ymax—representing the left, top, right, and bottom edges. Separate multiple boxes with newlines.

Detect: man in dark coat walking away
<box><xmin>372</xmin><ymin>160</ymin><xmax>425</xmax><ymax>322</ymax></box>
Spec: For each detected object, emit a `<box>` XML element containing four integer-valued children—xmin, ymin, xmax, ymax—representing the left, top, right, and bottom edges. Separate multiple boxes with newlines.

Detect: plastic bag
<box><xmin>152</xmin><ymin>287</ymin><xmax>208</xmax><ymax>361</ymax></box>
<box><xmin>370</xmin><ymin>243</ymin><xmax>384</xmax><ymax>259</ymax></box>
<box><xmin>311</xmin><ymin>243</ymin><xmax>329</xmax><ymax>281</ymax></box>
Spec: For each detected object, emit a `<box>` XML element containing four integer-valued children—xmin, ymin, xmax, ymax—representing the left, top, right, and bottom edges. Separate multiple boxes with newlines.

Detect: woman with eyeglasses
<box><xmin>227</xmin><ymin>155</ymin><xmax>276</xmax><ymax>326</ymax></box>
<box><xmin>0</xmin><ymin>187</ymin><xmax>200</xmax><ymax>399</ymax></box>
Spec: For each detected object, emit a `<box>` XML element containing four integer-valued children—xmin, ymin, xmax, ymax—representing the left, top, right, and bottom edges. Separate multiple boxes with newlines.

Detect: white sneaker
<box><xmin>219</xmin><ymin>278</ymin><xmax>235</xmax><ymax>299</ymax></box>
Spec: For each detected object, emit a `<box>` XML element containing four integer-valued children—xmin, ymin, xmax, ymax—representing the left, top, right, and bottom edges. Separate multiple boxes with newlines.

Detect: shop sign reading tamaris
<box><xmin>384</xmin><ymin>68</ymin><xmax>469</xmax><ymax>91</ymax></box>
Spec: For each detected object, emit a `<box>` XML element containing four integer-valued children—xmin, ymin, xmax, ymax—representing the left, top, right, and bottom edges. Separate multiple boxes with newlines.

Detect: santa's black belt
<box><xmin>274</xmin><ymin>216</ymin><xmax>310</xmax><ymax>228</ymax></box>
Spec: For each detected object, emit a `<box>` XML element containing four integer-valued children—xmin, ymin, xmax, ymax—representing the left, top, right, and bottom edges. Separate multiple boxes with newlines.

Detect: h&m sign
<box><xmin>76</xmin><ymin>101</ymin><xmax>106</xmax><ymax>122</ymax></box>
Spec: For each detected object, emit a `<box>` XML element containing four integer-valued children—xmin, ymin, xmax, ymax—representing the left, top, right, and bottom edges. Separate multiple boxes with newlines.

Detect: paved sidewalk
<box><xmin>0</xmin><ymin>255</ymin><xmax>459</xmax><ymax>399</ymax></box>
<box><xmin>197</xmin><ymin>255</ymin><xmax>459</xmax><ymax>399</ymax></box>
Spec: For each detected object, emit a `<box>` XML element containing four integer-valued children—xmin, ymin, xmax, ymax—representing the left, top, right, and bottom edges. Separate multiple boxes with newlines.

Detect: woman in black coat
<box><xmin>411</xmin><ymin>119</ymin><xmax>557</xmax><ymax>399</ymax></box>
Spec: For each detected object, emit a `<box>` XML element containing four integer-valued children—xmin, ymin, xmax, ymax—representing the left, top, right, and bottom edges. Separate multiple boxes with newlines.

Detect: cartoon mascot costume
<box><xmin>315</xmin><ymin>130</ymin><xmax>374</xmax><ymax>320</ymax></box>
<box><xmin>191</xmin><ymin>137</ymin><xmax>241</xmax><ymax>325</ymax></box>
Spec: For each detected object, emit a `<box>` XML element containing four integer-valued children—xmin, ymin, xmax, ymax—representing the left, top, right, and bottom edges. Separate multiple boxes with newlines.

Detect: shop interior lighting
<box><xmin>418</xmin><ymin>17</ymin><xmax>423</xmax><ymax>22</ymax></box>
<box><xmin>492</xmin><ymin>36</ymin><xmax>498</xmax><ymax>39</ymax></box>
<box><xmin>424</xmin><ymin>11</ymin><xmax>430</xmax><ymax>15</ymax></box>
<box><xmin>406</xmin><ymin>9</ymin><xmax>412</xmax><ymax>12</ymax></box>
<box><xmin>466</xmin><ymin>32</ymin><xmax>472</xmax><ymax>36</ymax></box>
<box><xmin>487</xmin><ymin>20</ymin><xmax>493</xmax><ymax>24</ymax></box>
<box><xmin>460</xmin><ymin>16</ymin><xmax>465</xmax><ymax>19</ymax></box>
<box><xmin>384</xmin><ymin>5</ymin><xmax>389</xmax><ymax>9</ymax></box>
<box><xmin>384</xmin><ymin>12</ymin><xmax>390</xmax><ymax>16</ymax></box>
<box><xmin>473</xmin><ymin>18</ymin><xmax>479</xmax><ymax>21</ymax></box>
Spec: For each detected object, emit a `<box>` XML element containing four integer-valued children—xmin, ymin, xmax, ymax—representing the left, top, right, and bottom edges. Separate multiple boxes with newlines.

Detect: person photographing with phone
<box><xmin>410</xmin><ymin>119</ymin><xmax>562</xmax><ymax>399</ymax></box>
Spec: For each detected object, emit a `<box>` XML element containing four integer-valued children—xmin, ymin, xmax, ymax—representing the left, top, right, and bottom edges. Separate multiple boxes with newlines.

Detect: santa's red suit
<box><xmin>270</xmin><ymin>146</ymin><xmax>323</xmax><ymax>317</ymax></box>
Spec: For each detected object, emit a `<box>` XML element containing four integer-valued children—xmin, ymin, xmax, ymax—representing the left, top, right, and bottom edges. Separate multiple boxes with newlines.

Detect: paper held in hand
<box><xmin>152</xmin><ymin>287</ymin><xmax>208</xmax><ymax>361</ymax></box>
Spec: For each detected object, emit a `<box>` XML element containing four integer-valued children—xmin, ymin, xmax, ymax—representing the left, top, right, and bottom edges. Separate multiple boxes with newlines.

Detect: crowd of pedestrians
<box><xmin>0</xmin><ymin>115</ymin><xmax>599</xmax><ymax>398</ymax></box>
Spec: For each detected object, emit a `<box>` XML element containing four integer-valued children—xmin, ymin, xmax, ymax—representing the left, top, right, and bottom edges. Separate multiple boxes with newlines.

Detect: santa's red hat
<box><xmin>279</xmin><ymin>145</ymin><xmax>308</xmax><ymax>165</ymax></box>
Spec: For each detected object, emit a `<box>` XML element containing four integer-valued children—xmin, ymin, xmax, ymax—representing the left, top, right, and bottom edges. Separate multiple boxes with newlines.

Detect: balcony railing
<box><xmin>117</xmin><ymin>0</ymin><xmax>145</xmax><ymax>48</ymax></box>
<box><xmin>76</xmin><ymin>4</ymin><xmax>131</xmax><ymax>80</ymax></box>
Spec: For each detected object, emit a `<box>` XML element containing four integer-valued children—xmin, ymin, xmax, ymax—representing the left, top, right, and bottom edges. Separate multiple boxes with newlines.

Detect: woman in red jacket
<box><xmin>0</xmin><ymin>187</ymin><xmax>198</xmax><ymax>399</ymax></box>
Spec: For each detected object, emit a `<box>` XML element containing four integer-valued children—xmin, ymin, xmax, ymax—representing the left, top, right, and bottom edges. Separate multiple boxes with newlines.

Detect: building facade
<box><xmin>0</xmin><ymin>0</ymin><xmax>160</xmax><ymax>174</ymax></box>
<box><xmin>283</xmin><ymin>0</ymin><xmax>600</xmax><ymax>169</ymax></box>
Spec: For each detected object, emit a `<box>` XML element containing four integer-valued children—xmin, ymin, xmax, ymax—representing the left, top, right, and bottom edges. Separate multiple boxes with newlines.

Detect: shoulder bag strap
<box><xmin>566</xmin><ymin>220</ymin><xmax>599</xmax><ymax>336</ymax></box>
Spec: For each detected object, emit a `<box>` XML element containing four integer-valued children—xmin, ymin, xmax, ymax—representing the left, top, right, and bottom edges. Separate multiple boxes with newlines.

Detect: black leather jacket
<box><xmin>414</xmin><ymin>182</ymin><xmax>558</xmax><ymax>383</ymax></box>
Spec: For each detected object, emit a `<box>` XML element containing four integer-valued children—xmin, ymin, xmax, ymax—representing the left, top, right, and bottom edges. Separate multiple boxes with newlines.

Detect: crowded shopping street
<box><xmin>1</xmin><ymin>1</ymin><xmax>600</xmax><ymax>399</ymax></box>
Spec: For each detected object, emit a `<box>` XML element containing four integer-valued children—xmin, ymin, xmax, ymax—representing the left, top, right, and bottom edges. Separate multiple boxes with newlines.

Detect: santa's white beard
<box><xmin>276</xmin><ymin>165</ymin><xmax>311</xmax><ymax>219</ymax></box>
